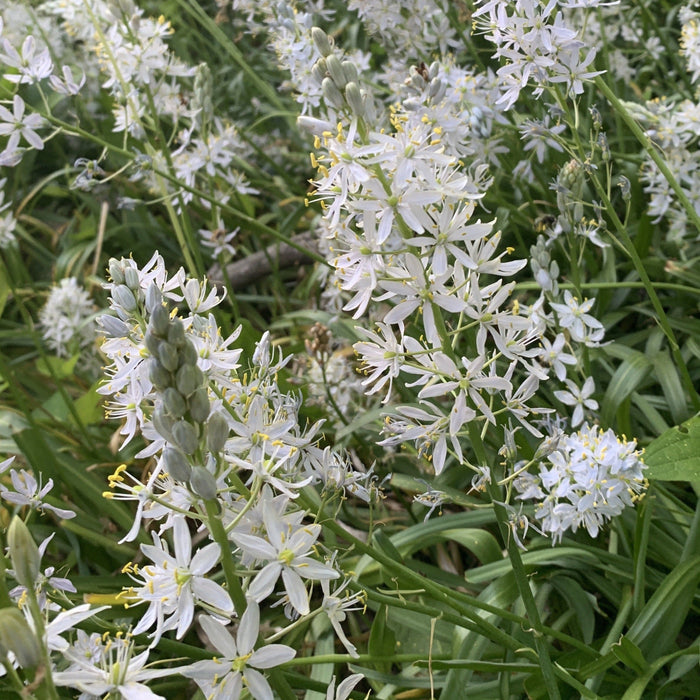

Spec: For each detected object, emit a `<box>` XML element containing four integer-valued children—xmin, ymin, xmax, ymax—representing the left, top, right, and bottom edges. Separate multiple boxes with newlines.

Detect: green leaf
<box><xmin>601</xmin><ymin>349</ymin><xmax>652</xmax><ymax>426</ymax></box>
<box><xmin>368</xmin><ymin>605</ymin><xmax>396</xmax><ymax>672</ymax></box>
<box><xmin>627</xmin><ymin>555</ymin><xmax>700</xmax><ymax>660</ymax></box>
<box><xmin>644</xmin><ymin>416</ymin><xmax>700</xmax><ymax>481</ymax></box>
<box><xmin>612</xmin><ymin>636</ymin><xmax>648</xmax><ymax>675</ymax></box>
<box><xmin>35</xmin><ymin>354</ymin><xmax>80</xmax><ymax>379</ymax></box>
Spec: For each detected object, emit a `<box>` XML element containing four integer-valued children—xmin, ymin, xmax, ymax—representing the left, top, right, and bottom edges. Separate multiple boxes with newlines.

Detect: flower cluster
<box><xmin>513</xmin><ymin>424</ymin><xmax>647</xmax><ymax>544</ymax></box>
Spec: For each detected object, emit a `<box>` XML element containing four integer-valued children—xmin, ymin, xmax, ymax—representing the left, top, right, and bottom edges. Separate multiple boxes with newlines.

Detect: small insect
<box><xmin>534</xmin><ymin>214</ymin><xmax>557</xmax><ymax>233</ymax></box>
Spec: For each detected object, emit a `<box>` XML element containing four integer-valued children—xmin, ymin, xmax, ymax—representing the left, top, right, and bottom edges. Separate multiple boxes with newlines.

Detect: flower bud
<box><xmin>207</xmin><ymin>411</ymin><xmax>229</xmax><ymax>453</ymax></box>
<box><xmin>189</xmin><ymin>467</ymin><xmax>218</xmax><ymax>500</ymax></box>
<box><xmin>345</xmin><ymin>82</ymin><xmax>364</xmax><ymax>117</ymax></box>
<box><xmin>99</xmin><ymin>314</ymin><xmax>129</xmax><ymax>338</ymax></box>
<box><xmin>144</xmin><ymin>328</ymin><xmax>162</xmax><ymax>357</ymax></box>
<box><xmin>163</xmin><ymin>387</ymin><xmax>187</xmax><ymax>419</ymax></box>
<box><xmin>311</xmin><ymin>58</ymin><xmax>327</xmax><ymax>85</ymax></box>
<box><xmin>179</xmin><ymin>339</ymin><xmax>199</xmax><ymax>367</ymax></box>
<box><xmin>428</xmin><ymin>77</ymin><xmax>446</xmax><ymax>102</ymax></box>
<box><xmin>108</xmin><ymin>259</ymin><xmax>125</xmax><ymax>285</ymax></box>
<box><xmin>158</xmin><ymin>342</ymin><xmax>179</xmax><ymax>372</ymax></box>
<box><xmin>162</xmin><ymin>446</ymin><xmax>191</xmax><ymax>481</ymax></box>
<box><xmin>325</xmin><ymin>54</ymin><xmax>346</xmax><ymax>89</ymax></box>
<box><xmin>0</xmin><ymin>608</ymin><xmax>40</xmax><ymax>669</ymax></box>
<box><xmin>124</xmin><ymin>266</ymin><xmax>140</xmax><ymax>291</ymax></box>
<box><xmin>113</xmin><ymin>284</ymin><xmax>137</xmax><ymax>312</ymax></box>
<box><xmin>148</xmin><ymin>357</ymin><xmax>171</xmax><ymax>390</ymax></box>
<box><xmin>167</xmin><ymin>319</ymin><xmax>186</xmax><ymax>348</ymax></box>
<box><xmin>341</xmin><ymin>60</ymin><xmax>359</xmax><ymax>85</ymax></box>
<box><xmin>188</xmin><ymin>387</ymin><xmax>210</xmax><ymax>424</ymax></box>
<box><xmin>153</xmin><ymin>399</ymin><xmax>175</xmax><ymax>441</ymax></box>
<box><xmin>172</xmin><ymin>419</ymin><xmax>199</xmax><ymax>455</ymax></box>
<box><xmin>322</xmin><ymin>77</ymin><xmax>345</xmax><ymax>110</ymax></box>
<box><xmin>149</xmin><ymin>304</ymin><xmax>171</xmax><ymax>337</ymax></box>
<box><xmin>145</xmin><ymin>284</ymin><xmax>163</xmax><ymax>315</ymax></box>
<box><xmin>176</xmin><ymin>364</ymin><xmax>203</xmax><ymax>398</ymax></box>
<box><xmin>311</xmin><ymin>27</ymin><xmax>333</xmax><ymax>57</ymax></box>
<box><xmin>7</xmin><ymin>517</ymin><xmax>40</xmax><ymax>588</ymax></box>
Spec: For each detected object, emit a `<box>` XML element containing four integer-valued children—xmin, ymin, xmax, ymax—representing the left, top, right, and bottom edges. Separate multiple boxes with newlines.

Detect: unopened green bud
<box><xmin>162</xmin><ymin>446</ymin><xmax>192</xmax><ymax>481</ymax></box>
<box><xmin>311</xmin><ymin>27</ymin><xmax>333</xmax><ymax>57</ymax></box>
<box><xmin>148</xmin><ymin>358</ymin><xmax>171</xmax><ymax>390</ymax></box>
<box><xmin>189</xmin><ymin>467</ymin><xmax>218</xmax><ymax>500</ymax></box>
<box><xmin>153</xmin><ymin>399</ymin><xmax>175</xmax><ymax>441</ymax></box>
<box><xmin>113</xmin><ymin>284</ymin><xmax>137</xmax><ymax>312</ymax></box>
<box><xmin>0</xmin><ymin>608</ymin><xmax>41</xmax><ymax>669</ymax></box>
<box><xmin>158</xmin><ymin>342</ymin><xmax>179</xmax><ymax>372</ymax></box>
<box><xmin>163</xmin><ymin>387</ymin><xmax>187</xmax><ymax>419</ymax></box>
<box><xmin>345</xmin><ymin>82</ymin><xmax>364</xmax><ymax>117</ymax></box>
<box><xmin>322</xmin><ymin>77</ymin><xmax>344</xmax><ymax>110</ymax></box>
<box><xmin>144</xmin><ymin>329</ymin><xmax>162</xmax><ymax>357</ymax></box>
<box><xmin>167</xmin><ymin>320</ymin><xmax>186</xmax><ymax>348</ymax></box>
<box><xmin>124</xmin><ymin>266</ymin><xmax>140</xmax><ymax>291</ymax></box>
<box><xmin>188</xmin><ymin>387</ymin><xmax>210</xmax><ymax>424</ymax></box>
<box><xmin>7</xmin><ymin>517</ymin><xmax>40</xmax><ymax>588</ymax></box>
<box><xmin>176</xmin><ymin>364</ymin><xmax>203</xmax><ymax>397</ymax></box>
<box><xmin>149</xmin><ymin>304</ymin><xmax>170</xmax><ymax>337</ymax></box>
<box><xmin>311</xmin><ymin>59</ymin><xmax>327</xmax><ymax>85</ymax></box>
<box><xmin>207</xmin><ymin>411</ymin><xmax>229</xmax><ymax>453</ymax></box>
<box><xmin>172</xmin><ymin>419</ymin><xmax>199</xmax><ymax>454</ymax></box>
<box><xmin>341</xmin><ymin>60</ymin><xmax>358</xmax><ymax>85</ymax></box>
<box><xmin>428</xmin><ymin>77</ymin><xmax>446</xmax><ymax>101</ymax></box>
<box><xmin>180</xmin><ymin>339</ymin><xmax>199</xmax><ymax>367</ymax></box>
<box><xmin>325</xmin><ymin>54</ymin><xmax>346</xmax><ymax>89</ymax></box>
<box><xmin>108</xmin><ymin>259</ymin><xmax>125</xmax><ymax>285</ymax></box>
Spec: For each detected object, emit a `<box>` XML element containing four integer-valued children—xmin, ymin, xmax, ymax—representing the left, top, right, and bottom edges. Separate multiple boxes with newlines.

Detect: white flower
<box><xmin>0</xmin><ymin>36</ymin><xmax>53</xmax><ymax>84</ymax></box>
<box><xmin>550</xmin><ymin>291</ymin><xmax>604</xmax><ymax>344</ymax></box>
<box><xmin>39</xmin><ymin>277</ymin><xmax>96</xmax><ymax>358</ymax></box>
<box><xmin>232</xmin><ymin>501</ymin><xmax>339</xmax><ymax>615</ymax></box>
<box><xmin>181</xmin><ymin>604</ymin><xmax>296</xmax><ymax>700</ymax></box>
<box><xmin>129</xmin><ymin>517</ymin><xmax>234</xmax><ymax>645</ymax></box>
<box><xmin>54</xmin><ymin>633</ymin><xmax>174</xmax><ymax>700</ymax></box>
<box><xmin>553</xmin><ymin>376</ymin><xmax>598</xmax><ymax>428</ymax></box>
<box><xmin>0</xmin><ymin>95</ymin><xmax>45</xmax><ymax>152</ymax></box>
<box><xmin>0</xmin><ymin>468</ymin><xmax>76</xmax><ymax>519</ymax></box>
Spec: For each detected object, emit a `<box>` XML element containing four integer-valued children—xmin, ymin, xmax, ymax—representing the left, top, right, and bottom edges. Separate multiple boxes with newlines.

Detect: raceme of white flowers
<box><xmin>0</xmin><ymin>0</ymin><xmax>661</xmax><ymax>695</ymax></box>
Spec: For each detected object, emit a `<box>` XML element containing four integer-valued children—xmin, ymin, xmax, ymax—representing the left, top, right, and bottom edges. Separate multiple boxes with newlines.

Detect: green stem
<box><xmin>25</xmin><ymin>593</ymin><xmax>59</xmax><ymax>700</ymax></box>
<box><xmin>468</xmin><ymin>424</ymin><xmax>561</xmax><ymax>700</ymax></box>
<box><xmin>203</xmin><ymin>499</ymin><xmax>246</xmax><ymax>614</ymax></box>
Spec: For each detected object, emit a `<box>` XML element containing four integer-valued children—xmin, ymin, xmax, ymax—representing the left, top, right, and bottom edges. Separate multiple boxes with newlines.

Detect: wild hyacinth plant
<box><xmin>0</xmin><ymin>0</ymin><xmax>698</xmax><ymax>698</ymax></box>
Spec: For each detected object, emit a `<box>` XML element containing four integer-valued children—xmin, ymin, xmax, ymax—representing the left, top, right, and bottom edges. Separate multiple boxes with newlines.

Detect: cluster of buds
<box><xmin>403</xmin><ymin>60</ymin><xmax>447</xmax><ymax>110</ymax></box>
<box><xmin>311</xmin><ymin>27</ymin><xmax>368</xmax><ymax>118</ymax></box>
<box><xmin>144</xmin><ymin>285</ymin><xmax>227</xmax><ymax>499</ymax></box>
